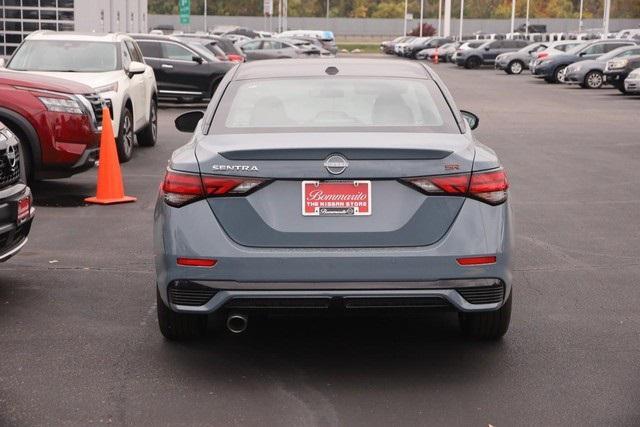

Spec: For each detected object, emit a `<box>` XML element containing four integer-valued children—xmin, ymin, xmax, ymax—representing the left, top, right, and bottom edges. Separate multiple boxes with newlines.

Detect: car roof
<box><xmin>25</xmin><ymin>31</ymin><xmax>129</xmax><ymax>42</ymax></box>
<box><xmin>233</xmin><ymin>58</ymin><xmax>431</xmax><ymax>80</ymax></box>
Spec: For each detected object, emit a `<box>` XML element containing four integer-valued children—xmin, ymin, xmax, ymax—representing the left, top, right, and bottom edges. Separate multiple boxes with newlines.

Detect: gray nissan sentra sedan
<box><xmin>154</xmin><ymin>58</ymin><xmax>513</xmax><ymax>341</ymax></box>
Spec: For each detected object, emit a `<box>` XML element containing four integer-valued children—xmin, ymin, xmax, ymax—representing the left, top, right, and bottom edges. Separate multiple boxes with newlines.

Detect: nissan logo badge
<box><xmin>324</xmin><ymin>154</ymin><xmax>348</xmax><ymax>175</ymax></box>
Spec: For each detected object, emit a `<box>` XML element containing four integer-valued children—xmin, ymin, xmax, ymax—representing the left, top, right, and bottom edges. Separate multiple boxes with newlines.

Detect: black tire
<box><xmin>465</xmin><ymin>56</ymin><xmax>481</xmax><ymax>69</ymax></box>
<box><xmin>616</xmin><ymin>82</ymin><xmax>627</xmax><ymax>94</ymax></box>
<box><xmin>136</xmin><ymin>98</ymin><xmax>157</xmax><ymax>147</ymax></box>
<box><xmin>553</xmin><ymin>65</ymin><xmax>567</xmax><ymax>84</ymax></box>
<box><xmin>584</xmin><ymin>71</ymin><xmax>603</xmax><ymax>89</ymax></box>
<box><xmin>157</xmin><ymin>288</ymin><xmax>207</xmax><ymax>341</ymax></box>
<box><xmin>116</xmin><ymin>106</ymin><xmax>134</xmax><ymax>163</ymax></box>
<box><xmin>508</xmin><ymin>60</ymin><xmax>524</xmax><ymax>75</ymax></box>
<box><xmin>459</xmin><ymin>292</ymin><xmax>512</xmax><ymax>340</ymax></box>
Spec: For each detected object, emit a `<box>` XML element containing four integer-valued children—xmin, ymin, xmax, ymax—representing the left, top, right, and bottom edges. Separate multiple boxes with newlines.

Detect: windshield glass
<box><xmin>212</xmin><ymin>77</ymin><xmax>459</xmax><ymax>134</ymax></box>
<box><xmin>9</xmin><ymin>40</ymin><xmax>118</xmax><ymax>72</ymax></box>
<box><xmin>598</xmin><ymin>47</ymin><xmax>634</xmax><ymax>61</ymax></box>
<box><xmin>566</xmin><ymin>43</ymin><xmax>589</xmax><ymax>55</ymax></box>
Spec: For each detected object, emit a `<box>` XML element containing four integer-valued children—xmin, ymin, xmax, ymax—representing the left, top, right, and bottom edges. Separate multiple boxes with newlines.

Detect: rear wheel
<box><xmin>465</xmin><ymin>56</ymin><xmax>481</xmax><ymax>69</ymax></box>
<box><xmin>508</xmin><ymin>60</ymin><xmax>524</xmax><ymax>75</ymax></box>
<box><xmin>116</xmin><ymin>106</ymin><xmax>134</xmax><ymax>163</ymax></box>
<box><xmin>157</xmin><ymin>289</ymin><xmax>207</xmax><ymax>341</ymax></box>
<box><xmin>584</xmin><ymin>71</ymin><xmax>603</xmax><ymax>89</ymax></box>
<box><xmin>459</xmin><ymin>292</ymin><xmax>512</xmax><ymax>340</ymax></box>
<box><xmin>136</xmin><ymin>97</ymin><xmax>157</xmax><ymax>147</ymax></box>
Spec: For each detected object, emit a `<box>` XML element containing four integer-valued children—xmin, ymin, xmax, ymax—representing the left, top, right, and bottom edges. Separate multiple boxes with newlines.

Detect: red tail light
<box><xmin>227</xmin><ymin>54</ymin><xmax>245</xmax><ymax>63</ymax></box>
<box><xmin>403</xmin><ymin>168</ymin><xmax>508</xmax><ymax>205</ymax></box>
<box><xmin>537</xmin><ymin>52</ymin><xmax>549</xmax><ymax>59</ymax></box>
<box><xmin>162</xmin><ymin>170</ymin><xmax>267</xmax><ymax>207</ymax></box>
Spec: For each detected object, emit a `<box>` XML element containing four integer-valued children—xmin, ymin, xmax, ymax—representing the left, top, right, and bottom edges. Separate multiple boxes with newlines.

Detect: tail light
<box><xmin>227</xmin><ymin>54</ymin><xmax>245</xmax><ymax>62</ymax></box>
<box><xmin>161</xmin><ymin>169</ymin><xmax>267</xmax><ymax>207</ymax></box>
<box><xmin>403</xmin><ymin>168</ymin><xmax>508</xmax><ymax>205</ymax></box>
<box><xmin>537</xmin><ymin>52</ymin><xmax>549</xmax><ymax>59</ymax></box>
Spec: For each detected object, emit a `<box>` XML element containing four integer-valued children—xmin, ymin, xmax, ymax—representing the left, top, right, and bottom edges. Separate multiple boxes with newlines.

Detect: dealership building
<box><xmin>1</xmin><ymin>0</ymin><xmax>149</xmax><ymax>57</ymax></box>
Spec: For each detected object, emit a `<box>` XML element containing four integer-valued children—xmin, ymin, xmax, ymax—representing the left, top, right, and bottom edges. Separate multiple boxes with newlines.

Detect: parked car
<box><xmin>394</xmin><ymin>37</ymin><xmax>416</xmax><ymax>56</ymax></box>
<box><xmin>278</xmin><ymin>30</ymin><xmax>338</xmax><ymax>55</ymax></box>
<box><xmin>405</xmin><ymin>37</ymin><xmax>452</xmax><ymax>59</ymax></box>
<box><xmin>283</xmin><ymin>37</ymin><xmax>333</xmax><ymax>57</ymax></box>
<box><xmin>380</xmin><ymin>36</ymin><xmax>412</xmax><ymax>55</ymax></box>
<box><xmin>174</xmin><ymin>34</ymin><xmax>246</xmax><ymax>63</ymax></box>
<box><xmin>495</xmin><ymin>42</ymin><xmax>548</xmax><ymax>74</ymax></box>
<box><xmin>494</xmin><ymin>42</ymin><xmax>548</xmax><ymax>74</ymax></box>
<box><xmin>155</xmin><ymin>58</ymin><xmax>512</xmax><ymax>341</ymax></box>
<box><xmin>0</xmin><ymin>121</ymin><xmax>34</xmax><ymax>262</ymax></box>
<box><xmin>529</xmin><ymin>40</ymin><xmax>584</xmax><ymax>69</ymax></box>
<box><xmin>564</xmin><ymin>45</ymin><xmax>640</xmax><ymax>89</ymax></box>
<box><xmin>238</xmin><ymin>38</ymin><xmax>320</xmax><ymax>61</ymax></box>
<box><xmin>224</xmin><ymin>34</ymin><xmax>251</xmax><ymax>45</ymax></box>
<box><xmin>604</xmin><ymin>55</ymin><xmax>640</xmax><ymax>93</ymax></box>
<box><xmin>449</xmin><ymin>40</ymin><xmax>485</xmax><ymax>63</ymax></box>
<box><xmin>623</xmin><ymin>67</ymin><xmax>640</xmax><ymax>93</ymax></box>
<box><xmin>455</xmin><ymin>39</ymin><xmax>530</xmax><ymax>69</ymax></box>
<box><xmin>532</xmin><ymin>39</ymin><xmax>636</xmax><ymax>84</ymax></box>
<box><xmin>131</xmin><ymin>34</ymin><xmax>235</xmax><ymax>102</ymax></box>
<box><xmin>5</xmin><ymin>32</ymin><xmax>158</xmax><ymax>162</ymax></box>
<box><xmin>416</xmin><ymin>41</ymin><xmax>459</xmax><ymax>62</ymax></box>
<box><xmin>0</xmin><ymin>71</ymin><xmax>102</xmax><ymax>181</ymax></box>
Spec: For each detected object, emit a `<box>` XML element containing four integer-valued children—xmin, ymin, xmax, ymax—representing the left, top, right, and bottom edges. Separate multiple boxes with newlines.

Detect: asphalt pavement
<box><xmin>1</xmin><ymin>58</ymin><xmax>639</xmax><ymax>426</ymax></box>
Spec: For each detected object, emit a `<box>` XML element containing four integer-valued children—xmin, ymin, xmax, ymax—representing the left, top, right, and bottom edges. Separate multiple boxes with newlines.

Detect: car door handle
<box><xmin>161</xmin><ymin>64</ymin><xmax>173</xmax><ymax>69</ymax></box>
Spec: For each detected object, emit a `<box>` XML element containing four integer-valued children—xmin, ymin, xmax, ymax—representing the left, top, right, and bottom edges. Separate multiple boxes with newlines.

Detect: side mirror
<box><xmin>579</xmin><ymin>51</ymin><xmax>586</xmax><ymax>56</ymax></box>
<box><xmin>175</xmin><ymin>110</ymin><xmax>204</xmax><ymax>133</ymax></box>
<box><xmin>460</xmin><ymin>110</ymin><xmax>479</xmax><ymax>130</ymax></box>
<box><xmin>484</xmin><ymin>46</ymin><xmax>491</xmax><ymax>51</ymax></box>
<box><xmin>0</xmin><ymin>58</ymin><xmax>5</xmax><ymax>68</ymax></box>
<box><xmin>127</xmin><ymin>61</ymin><xmax>146</xmax><ymax>77</ymax></box>
<box><xmin>193</xmin><ymin>55</ymin><xmax>203</xmax><ymax>64</ymax></box>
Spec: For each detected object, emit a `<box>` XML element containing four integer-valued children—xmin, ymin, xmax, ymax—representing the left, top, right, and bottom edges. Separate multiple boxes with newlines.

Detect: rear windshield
<box><xmin>210</xmin><ymin>77</ymin><xmax>460</xmax><ymax>134</ymax></box>
<box><xmin>9</xmin><ymin>40</ymin><xmax>118</xmax><ymax>72</ymax></box>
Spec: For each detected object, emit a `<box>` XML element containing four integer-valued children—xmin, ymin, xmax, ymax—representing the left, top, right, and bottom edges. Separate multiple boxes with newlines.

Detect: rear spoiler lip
<box><xmin>219</xmin><ymin>148</ymin><xmax>453</xmax><ymax>161</ymax></box>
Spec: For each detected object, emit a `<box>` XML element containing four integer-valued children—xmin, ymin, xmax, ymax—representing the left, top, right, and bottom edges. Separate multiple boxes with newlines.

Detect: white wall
<box><xmin>75</xmin><ymin>0</ymin><xmax>148</xmax><ymax>33</ymax></box>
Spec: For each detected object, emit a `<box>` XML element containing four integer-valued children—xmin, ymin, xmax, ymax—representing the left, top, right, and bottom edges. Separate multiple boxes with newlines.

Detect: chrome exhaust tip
<box><xmin>226</xmin><ymin>314</ymin><xmax>248</xmax><ymax>334</ymax></box>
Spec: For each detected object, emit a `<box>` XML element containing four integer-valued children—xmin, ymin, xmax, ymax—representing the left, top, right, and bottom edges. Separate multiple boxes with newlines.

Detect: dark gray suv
<box><xmin>456</xmin><ymin>39</ymin><xmax>530</xmax><ymax>69</ymax></box>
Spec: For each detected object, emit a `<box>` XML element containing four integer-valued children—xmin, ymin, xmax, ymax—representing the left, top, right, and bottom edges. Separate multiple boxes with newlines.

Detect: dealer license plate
<box><xmin>302</xmin><ymin>181</ymin><xmax>371</xmax><ymax>216</ymax></box>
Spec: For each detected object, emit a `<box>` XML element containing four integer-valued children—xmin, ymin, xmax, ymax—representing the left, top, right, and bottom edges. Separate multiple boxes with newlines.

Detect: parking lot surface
<box><xmin>1</xmin><ymin>60</ymin><xmax>639</xmax><ymax>426</ymax></box>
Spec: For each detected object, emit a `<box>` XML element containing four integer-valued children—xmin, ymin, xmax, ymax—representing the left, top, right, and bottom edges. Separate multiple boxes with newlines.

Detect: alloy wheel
<box><xmin>586</xmin><ymin>72</ymin><xmax>603</xmax><ymax>89</ymax></box>
<box><xmin>123</xmin><ymin>113</ymin><xmax>133</xmax><ymax>157</ymax></box>
<box><xmin>510</xmin><ymin>61</ymin><xmax>523</xmax><ymax>75</ymax></box>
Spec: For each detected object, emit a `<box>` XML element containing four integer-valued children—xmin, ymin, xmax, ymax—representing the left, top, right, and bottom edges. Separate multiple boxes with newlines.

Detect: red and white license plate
<box><xmin>302</xmin><ymin>180</ymin><xmax>371</xmax><ymax>216</ymax></box>
<box><xmin>17</xmin><ymin>196</ymin><xmax>31</xmax><ymax>225</ymax></box>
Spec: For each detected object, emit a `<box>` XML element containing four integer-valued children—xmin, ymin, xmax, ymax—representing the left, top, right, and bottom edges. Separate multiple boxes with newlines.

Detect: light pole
<box><xmin>443</xmin><ymin>0</ymin><xmax>451</xmax><ymax>37</ymax></box>
<box><xmin>203</xmin><ymin>0</ymin><xmax>207</xmax><ymax>33</ymax></box>
<box><xmin>459</xmin><ymin>0</ymin><xmax>464</xmax><ymax>41</ymax></box>
<box><xmin>603</xmin><ymin>0</ymin><xmax>611</xmax><ymax>38</ymax></box>
<box><xmin>326</xmin><ymin>0</ymin><xmax>329</xmax><ymax>22</ymax></box>
<box><xmin>578</xmin><ymin>0</ymin><xmax>584</xmax><ymax>33</ymax></box>
<box><xmin>525</xmin><ymin>0</ymin><xmax>530</xmax><ymax>37</ymax></box>
<box><xmin>510</xmin><ymin>0</ymin><xmax>516</xmax><ymax>38</ymax></box>
<box><xmin>403</xmin><ymin>0</ymin><xmax>409</xmax><ymax>36</ymax></box>
<box><xmin>419</xmin><ymin>0</ymin><xmax>424</xmax><ymax>37</ymax></box>
<box><xmin>438</xmin><ymin>0</ymin><xmax>442</xmax><ymax>37</ymax></box>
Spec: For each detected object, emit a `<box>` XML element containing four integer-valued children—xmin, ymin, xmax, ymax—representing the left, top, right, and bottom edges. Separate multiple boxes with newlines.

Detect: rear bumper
<box><xmin>155</xmin><ymin>196</ymin><xmax>514</xmax><ymax>314</ymax></box>
<box><xmin>166</xmin><ymin>278</ymin><xmax>509</xmax><ymax>314</ymax></box>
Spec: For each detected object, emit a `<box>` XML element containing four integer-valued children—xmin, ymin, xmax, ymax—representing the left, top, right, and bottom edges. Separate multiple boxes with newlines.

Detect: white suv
<box><xmin>4</xmin><ymin>32</ymin><xmax>158</xmax><ymax>162</ymax></box>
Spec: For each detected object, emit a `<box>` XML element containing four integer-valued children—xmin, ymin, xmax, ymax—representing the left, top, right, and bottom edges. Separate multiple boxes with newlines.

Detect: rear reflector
<box><xmin>162</xmin><ymin>169</ymin><xmax>267</xmax><ymax>207</ymax></box>
<box><xmin>176</xmin><ymin>257</ymin><xmax>218</xmax><ymax>267</ymax></box>
<box><xmin>457</xmin><ymin>256</ymin><xmax>497</xmax><ymax>266</ymax></box>
<box><xmin>403</xmin><ymin>168</ymin><xmax>508</xmax><ymax>205</ymax></box>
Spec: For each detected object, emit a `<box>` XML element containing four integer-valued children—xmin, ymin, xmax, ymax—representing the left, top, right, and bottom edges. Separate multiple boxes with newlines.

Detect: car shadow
<box><xmin>31</xmin><ymin>180</ymin><xmax>93</xmax><ymax>207</ymax></box>
<box><xmin>156</xmin><ymin>313</ymin><xmax>507</xmax><ymax>385</ymax></box>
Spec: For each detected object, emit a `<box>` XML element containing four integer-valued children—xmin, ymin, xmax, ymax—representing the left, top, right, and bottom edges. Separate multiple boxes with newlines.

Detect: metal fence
<box><xmin>149</xmin><ymin>14</ymin><xmax>640</xmax><ymax>38</ymax></box>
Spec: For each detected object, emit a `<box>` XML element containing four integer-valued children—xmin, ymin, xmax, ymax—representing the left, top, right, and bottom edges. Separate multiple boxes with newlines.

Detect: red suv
<box><xmin>0</xmin><ymin>71</ymin><xmax>102</xmax><ymax>181</ymax></box>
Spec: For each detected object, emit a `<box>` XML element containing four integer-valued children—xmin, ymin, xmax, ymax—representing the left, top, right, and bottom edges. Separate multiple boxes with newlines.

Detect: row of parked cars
<box><xmin>0</xmin><ymin>26</ymin><xmax>340</xmax><ymax>264</ymax></box>
<box><xmin>382</xmin><ymin>30</ymin><xmax>640</xmax><ymax>94</ymax></box>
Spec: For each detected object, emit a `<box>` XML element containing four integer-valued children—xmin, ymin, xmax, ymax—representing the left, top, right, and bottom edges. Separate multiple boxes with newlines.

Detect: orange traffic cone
<box><xmin>85</xmin><ymin>107</ymin><xmax>137</xmax><ymax>205</ymax></box>
<box><xmin>434</xmin><ymin>48</ymin><xmax>439</xmax><ymax>64</ymax></box>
